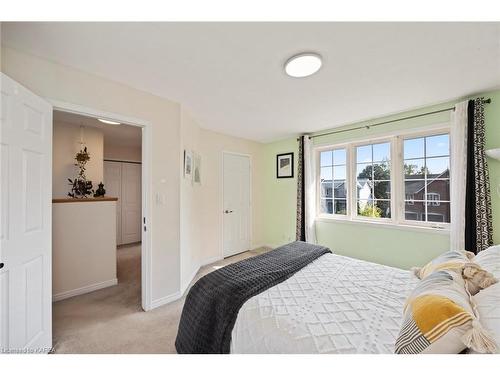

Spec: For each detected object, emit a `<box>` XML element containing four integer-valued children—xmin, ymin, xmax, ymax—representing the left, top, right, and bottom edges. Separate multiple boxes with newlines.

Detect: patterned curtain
<box><xmin>465</xmin><ymin>98</ymin><xmax>494</xmax><ymax>253</ymax></box>
<box><xmin>296</xmin><ymin>136</ymin><xmax>306</xmax><ymax>241</ymax></box>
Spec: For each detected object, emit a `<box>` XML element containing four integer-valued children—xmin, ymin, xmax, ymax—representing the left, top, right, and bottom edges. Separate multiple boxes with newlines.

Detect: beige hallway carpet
<box><xmin>52</xmin><ymin>244</ymin><xmax>270</xmax><ymax>353</ymax></box>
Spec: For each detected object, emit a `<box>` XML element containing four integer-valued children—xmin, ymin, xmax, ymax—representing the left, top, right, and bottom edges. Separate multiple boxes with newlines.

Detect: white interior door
<box><xmin>121</xmin><ymin>163</ymin><xmax>141</xmax><ymax>244</ymax></box>
<box><xmin>0</xmin><ymin>73</ymin><xmax>53</xmax><ymax>352</ymax></box>
<box><xmin>103</xmin><ymin>161</ymin><xmax>123</xmax><ymax>245</ymax></box>
<box><xmin>223</xmin><ymin>153</ymin><xmax>251</xmax><ymax>257</ymax></box>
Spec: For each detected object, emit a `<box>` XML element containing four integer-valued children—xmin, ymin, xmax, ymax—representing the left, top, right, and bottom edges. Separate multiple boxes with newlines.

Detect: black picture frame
<box><xmin>276</xmin><ymin>152</ymin><xmax>294</xmax><ymax>179</ymax></box>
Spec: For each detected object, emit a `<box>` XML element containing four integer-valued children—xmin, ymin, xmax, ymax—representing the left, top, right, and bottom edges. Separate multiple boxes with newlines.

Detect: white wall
<box><xmin>179</xmin><ymin>108</ymin><xmax>264</xmax><ymax>292</ymax></box>
<box><xmin>179</xmin><ymin>109</ymin><xmax>202</xmax><ymax>291</ymax></box>
<box><xmin>53</xmin><ymin>121</ymin><xmax>104</xmax><ymax>198</ymax></box>
<box><xmin>104</xmin><ymin>142</ymin><xmax>142</xmax><ymax>162</ymax></box>
<box><xmin>52</xmin><ymin>201</ymin><xmax>117</xmax><ymax>300</ymax></box>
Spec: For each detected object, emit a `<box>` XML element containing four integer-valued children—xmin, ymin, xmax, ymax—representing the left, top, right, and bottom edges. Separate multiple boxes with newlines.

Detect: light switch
<box><xmin>156</xmin><ymin>192</ymin><xmax>166</xmax><ymax>205</ymax></box>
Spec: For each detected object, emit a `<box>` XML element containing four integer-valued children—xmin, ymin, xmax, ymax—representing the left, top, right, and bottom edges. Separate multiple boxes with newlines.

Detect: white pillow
<box><xmin>474</xmin><ymin>283</ymin><xmax>500</xmax><ymax>353</ymax></box>
<box><xmin>474</xmin><ymin>245</ymin><xmax>500</xmax><ymax>279</ymax></box>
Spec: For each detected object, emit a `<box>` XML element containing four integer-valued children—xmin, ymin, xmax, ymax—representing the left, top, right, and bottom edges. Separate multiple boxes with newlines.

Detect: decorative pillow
<box><xmin>395</xmin><ymin>270</ymin><xmax>497</xmax><ymax>354</ymax></box>
<box><xmin>412</xmin><ymin>250</ymin><xmax>475</xmax><ymax>280</ymax></box>
<box><xmin>474</xmin><ymin>245</ymin><xmax>500</xmax><ymax>279</ymax></box>
<box><xmin>461</xmin><ymin>263</ymin><xmax>497</xmax><ymax>295</ymax></box>
<box><xmin>474</xmin><ymin>283</ymin><xmax>500</xmax><ymax>353</ymax></box>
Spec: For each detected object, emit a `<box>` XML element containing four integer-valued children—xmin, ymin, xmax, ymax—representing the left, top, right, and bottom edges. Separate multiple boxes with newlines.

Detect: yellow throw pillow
<box><xmin>395</xmin><ymin>270</ymin><xmax>497</xmax><ymax>354</ymax></box>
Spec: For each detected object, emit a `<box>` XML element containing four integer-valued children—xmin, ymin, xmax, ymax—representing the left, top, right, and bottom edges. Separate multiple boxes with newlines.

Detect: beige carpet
<box><xmin>52</xmin><ymin>244</ymin><xmax>270</xmax><ymax>353</ymax></box>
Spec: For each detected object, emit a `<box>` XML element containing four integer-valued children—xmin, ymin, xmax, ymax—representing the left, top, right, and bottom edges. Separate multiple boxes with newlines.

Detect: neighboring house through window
<box><xmin>320</xmin><ymin>148</ymin><xmax>347</xmax><ymax>215</ymax></box>
<box><xmin>403</xmin><ymin>133</ymin><xmax>450</xmax><ymax>223</ymax></box>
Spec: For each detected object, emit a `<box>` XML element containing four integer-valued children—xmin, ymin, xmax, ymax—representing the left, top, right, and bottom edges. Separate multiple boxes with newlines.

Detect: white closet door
<box><xmin>121</xmin><ymin>163</ymin><xmax>141</xmax><ymax>244</ymax></box>
<box><xmin>223</xmin><ymin>153</ymin><xmax>251</xmax><ymax>257</ymax></box>
<box><xmin>103</xmin><ymin>161</ymin><xmax>122</xmax><ymax>246</ymax></box>
<box><xmin>0</xmin><ymin>73</ymin><xmax>53</xmax><ymax>352</ymax></box>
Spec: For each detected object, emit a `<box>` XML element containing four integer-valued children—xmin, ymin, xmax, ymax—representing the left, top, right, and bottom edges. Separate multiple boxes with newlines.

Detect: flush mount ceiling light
<box><xmin>98</xmin><ymin>118</ymin><xmax>121</xmax><ymax>125</ymax></box>
<box><xmin>284</xmin><ymin>53</ymin><xmax>322</xmax><ymax>78</ymax></box>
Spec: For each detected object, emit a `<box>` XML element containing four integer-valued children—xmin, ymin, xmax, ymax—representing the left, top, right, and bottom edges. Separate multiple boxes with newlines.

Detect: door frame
<box><xmin>49</xmin><ymin>99</ymin><xmax>153</xmax><ymax>311</ymax></box>
<box><xmin>221</xmin><ymin>151</ymin><xmax>252</xmax><ymax>259</ymax></box>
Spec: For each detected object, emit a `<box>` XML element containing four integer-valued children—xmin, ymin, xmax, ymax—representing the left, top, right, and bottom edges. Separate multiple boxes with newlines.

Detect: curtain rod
<box><xmin>302</xmin><ymin>98</ymin><xmax>491</xmax><ymax>141</ymax></box>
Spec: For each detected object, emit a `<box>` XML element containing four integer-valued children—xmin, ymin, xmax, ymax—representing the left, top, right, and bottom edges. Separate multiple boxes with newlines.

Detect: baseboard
<box><xmin>53</xmin><ymin>278</ymin><xmax>118</xmax><ymax>302</ymax></box>
<box><xmin>252</xmin><ymin>243</ymin><xmax>276</xmax><ymax>250</ymax></box>
<box><xmin>199</xmin><ymin>255</ymin><xmax>222</xmax><ymax>267</ymax></box>
<box><xmin>150</xmin><ymin>261</ymin><xmax>210</xmax><ymax>311</ymax></box>
<box><xmin>180</xmin><ymin>266</ymin><xmax>200</xmax><ymax>297</ymax></box>
<box><xmin>261</xmin><ymin>243</ymin><xmax>284</xmax><ymax>249</ymax></box>
<box><xmin>179</xmin><ymin>255</ymin><xmax>224</xmax><ymax>298</ymax></box>
<box><xmin>150</xmin><ymin>291</ymin><xmax>182</xmax><ymax>310</ymax></box>
<box><xmin>251</xmin><ymin>243</ymin><xmax>265</xmax><ymax>249</ymax></box>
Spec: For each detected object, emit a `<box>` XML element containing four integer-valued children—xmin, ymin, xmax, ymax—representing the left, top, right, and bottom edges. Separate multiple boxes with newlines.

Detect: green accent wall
<box><xmin>261</xmin><ymin>89</ymin><xmax>500</xmax><ymax>269</ymax></box>
<box><xmin>262</xmin><ymin>138</ymin><xmax>299</xmax><ymax>246</ymax></box>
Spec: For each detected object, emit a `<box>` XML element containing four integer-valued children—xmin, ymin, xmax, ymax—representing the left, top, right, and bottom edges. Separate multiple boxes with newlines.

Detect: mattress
<box><xmin>230</xmin><ymin>253</ymin><xmax>419</xmax><ymax>354</ymax></box>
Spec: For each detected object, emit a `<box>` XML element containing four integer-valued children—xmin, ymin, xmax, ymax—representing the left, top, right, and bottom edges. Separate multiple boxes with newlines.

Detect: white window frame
<box><xmin>350</xmin><ymin>137</ymin><xmax>394</xmax><ymax>224</ymax></box>
<box><xmin>398</xmin><ymin>128</ymin><xmax>451</xmax><ymax>229</ymax></box>
<box><xmin>316</xmin><ymin>144</ymin><xmax>350</xmax><ymax>219</ymax></box>
<box><xmin>315</xmin><ymin>123</ymin><xmax>451</xmax><ymax>232</ymax></box>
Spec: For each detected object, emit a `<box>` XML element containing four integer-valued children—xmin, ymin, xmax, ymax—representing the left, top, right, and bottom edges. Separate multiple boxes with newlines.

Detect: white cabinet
<box><xmin>104</xmin><ymin>161</ymin><xmax>142</xmax><ymax>245</ymax></box>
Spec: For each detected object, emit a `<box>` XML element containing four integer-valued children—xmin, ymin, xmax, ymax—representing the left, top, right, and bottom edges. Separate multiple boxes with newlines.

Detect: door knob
<box><xmin>0</xmin><ymin>262</ymin><xmax>4</xmax><ymax>269</ymax></box>
<box><xmin>224</xmin><ymin>210</ymin><xmax>234</xmax><ymax>214</ymax></box>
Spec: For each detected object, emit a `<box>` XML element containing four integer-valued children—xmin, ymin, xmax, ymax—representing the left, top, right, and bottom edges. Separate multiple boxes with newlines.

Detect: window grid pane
<box><xmin>320</xmin><ymin>148</ymin><xmax>347</xmax><ymax>215</ymax></box>
<box><xmin>356</xmin><ymin>142</ymin><xmax>391</xmax><ymax>219</ymax></box>
<box><xmin>403</xmin><ymin>133</ymin><xmax>450</xmax><ymax>223</ymax></box>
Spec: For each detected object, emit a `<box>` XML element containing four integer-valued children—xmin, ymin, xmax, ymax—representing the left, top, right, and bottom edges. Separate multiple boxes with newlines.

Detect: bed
<box><xmin>231</xmin><ymin>253</ymin><xmax>418</xmax><ymax>353</ymax></box>
<box><xmin>175</xmin><ymin>242</ymin><xmax>418</xmax><ymax>354</ymax></box>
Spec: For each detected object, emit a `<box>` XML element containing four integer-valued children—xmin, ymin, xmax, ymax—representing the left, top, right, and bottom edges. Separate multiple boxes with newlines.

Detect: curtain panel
<box><xmin>450</xmin><ymin>101</ymin><xmax>468</xmax><ymax>251</ymax></box>
<box><xmin>296</xmin><ymin>135</ymin><xmax>317</xmax><ymax>243</ymax></box>
<box><xmin>465</xmin><ymin>98</ymin><xmax>494</xmax><ymax>253</ymax></box>
<box><xmin>296</xmin><ymin>136</ymin><xmax>306</xmax><ymax>241</ymax></box>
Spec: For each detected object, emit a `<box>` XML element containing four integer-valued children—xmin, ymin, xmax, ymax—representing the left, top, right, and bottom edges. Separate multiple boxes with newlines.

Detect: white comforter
<box><xmin>230</xmin><ymin>253</ymin><xmax>418</xmax><ymax>354</ymax></box>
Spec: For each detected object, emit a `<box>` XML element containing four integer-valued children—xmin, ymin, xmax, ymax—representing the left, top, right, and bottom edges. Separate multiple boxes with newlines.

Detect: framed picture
<box><xmin>193</xmin><ymin>152</ymin><xmax>201</xmax><ymax>185</ymax></box>
<box><xmin>276</xmin><ymin>152</ymin><xmax>294</xmax><ymax>178</ymax></box>
<box><xmin>184</xmin><ymin>150</ymin><xmax>193</xmax><ymax>179</ymax></box>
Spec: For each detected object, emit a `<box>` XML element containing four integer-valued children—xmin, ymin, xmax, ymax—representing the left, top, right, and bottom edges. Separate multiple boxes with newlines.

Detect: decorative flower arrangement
<box><xmin>68</xmin><ymin>146</ymin><xmax>94</xmax><ymax>198</ymax></box>
<box><xmin>75</xmin><ymin>148</ymin><xmax>91</xmax><ymax>164</ymax></box>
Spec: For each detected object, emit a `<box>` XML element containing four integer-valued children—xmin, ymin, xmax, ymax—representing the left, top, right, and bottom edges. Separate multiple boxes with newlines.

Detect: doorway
<box><xmin>51</xmin><ymin>109</ymin><xmax>144</xmax><ymax>289</ymax></box>
<box><xmin>222</xmin><ymin>152</ymin><xmax>252</xmax><ymax>258</ymax></box>
<box><xmin>50</xmin><ymin>108</ymin><xmax>148</xmax><ymax>351</ymax></box>
<box><xmin>50</xmin><ymin>101</ymin><xmax>152</xmax><ymax>313</ymax></box>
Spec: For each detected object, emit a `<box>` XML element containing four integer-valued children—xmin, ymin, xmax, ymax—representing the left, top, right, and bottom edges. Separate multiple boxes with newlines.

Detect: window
<box><xmin>403</xmin><ymin>134</ymin><xmax>450</xmax><ymax>223</ymax></box>
<box><xmin>319</xmin><ymin>148</ymin><xmax>347</xmax><ymax>215</ymax></box>
<box><xmin>426</xmin><ymin>193</ymin><xmax>441</xmax><ymax>206</ymax></box>
<box><xmin>405</xmin><ymin>193</ymin><xmax>415</xmax><ymax>205</ymax></box>
<box><xmin>316</xmin><ymin>128</ymin><xmax>451</xmax><ymax>230</ymax></box>
<box><xmin>355</xmin><ymin>142</ymin><xmax>391</xmax><ymax>219</ymax></box>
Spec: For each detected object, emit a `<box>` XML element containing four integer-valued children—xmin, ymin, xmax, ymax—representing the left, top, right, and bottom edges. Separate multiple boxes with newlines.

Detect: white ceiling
<box><xmin>53</xmin><ymin>110</ymin><xmax>142</xmax><ymax>149</ymax></box>
<box><xmin>3</xmin><ymin>22</ymin><xmax>500</xmax><ymax>143</ymax></box>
